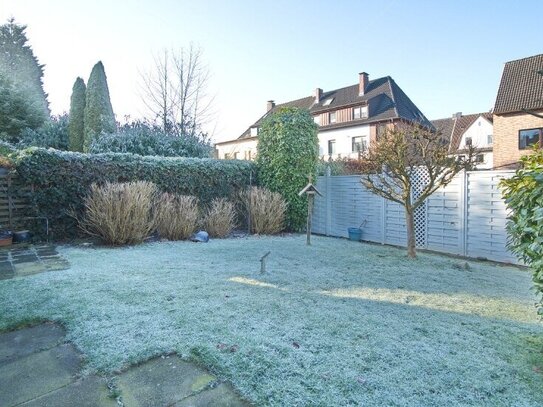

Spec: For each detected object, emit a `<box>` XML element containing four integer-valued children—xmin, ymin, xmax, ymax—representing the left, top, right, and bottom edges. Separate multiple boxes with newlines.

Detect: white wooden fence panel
<box><xmin>312</xmin><ymin>170</ymin><xmax>519</xmax><ymax>264</ymax></box>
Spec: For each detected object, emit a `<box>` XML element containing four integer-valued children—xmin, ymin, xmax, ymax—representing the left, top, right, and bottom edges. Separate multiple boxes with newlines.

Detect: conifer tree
<box><xmin>83</xmin><ymin>61</ymin><xmax>115</xmax><ymax>150</ymax></box>
<box><xmin>0</xmin><ymin>18</ymin><xmax>49</xmax><ymax>120</ymax></box>
<box><xmin>68</xmin><ymin>77</ymin><xmax>86</xmax><ymax>152</ymax></box>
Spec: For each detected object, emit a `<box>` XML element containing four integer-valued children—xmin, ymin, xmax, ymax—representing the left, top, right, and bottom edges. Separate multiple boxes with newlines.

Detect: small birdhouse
<box><xmin>298</xmin><ymin>177</ymin><xmax>322</xmax><ymax>246</ymax></box>
<box><xmin>298</xmin><ymin>182</ymin><xmax>322</xmax><ymax>197</ymax></box>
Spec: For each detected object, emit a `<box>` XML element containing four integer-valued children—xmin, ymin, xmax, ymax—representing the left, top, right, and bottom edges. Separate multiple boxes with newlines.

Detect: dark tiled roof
<box><xmin>494</xmin><ymin>54</ymin><xmax>543</xmax><ymax>114</ymax></box>
<box><xmin>237</xmin><ymin>76</ymin><xmax>432</xmax><ymax>139</ymax></box>
<box><xmin>431</xmin><ymin>112</ymin><xmax>492</xmax><ymax>153</ymax></box>
<box><xmin>238</xmin><ymin>96</ymin><xmax>315</xmax><ymax>139</ymax></box>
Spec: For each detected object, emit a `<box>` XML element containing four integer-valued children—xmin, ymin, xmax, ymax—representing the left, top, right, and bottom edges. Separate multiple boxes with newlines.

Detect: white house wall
<box><xmin>318</xmin><ymin>125</ymin><xmax>370</xmax><ymax>159</ymax></box>
<box><xmin>215</xmin><ymin>139</ymin><xmax>258</xmax><ymax>160</ymax></box>
<box><xmin>459</xmin><ymin>116</ymin><xmax>494</xmax><ymax>169</ymax></box>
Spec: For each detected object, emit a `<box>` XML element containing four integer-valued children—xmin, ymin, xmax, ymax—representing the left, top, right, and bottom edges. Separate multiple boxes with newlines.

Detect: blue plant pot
<box><xmin>348</xmin><ymin>227</ymin><xmax>363</xmax><ymax>241</ymax></box>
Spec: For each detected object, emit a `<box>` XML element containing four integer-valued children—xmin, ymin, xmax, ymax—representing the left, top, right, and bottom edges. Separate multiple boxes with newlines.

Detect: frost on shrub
<box><xmin>241</xmin><ymin>186</ymin><xmax>286</xmax><ymax>235</ymax></box>
<box><xmin>155</xmin><ymin>193</ymin><xmax>199</xmax><ymax>240</ymax></box>
<box><xmin>204</xmin><ymin>198</ymin><xmax>236</xmax><ymax>238</ymax></box>
<box><xmin>80</xmin><ymin>181</ymin><xmax>157</xmax><ymax>245</ymax></box>
<box><xmin>88</xmin><ymin>121</ymin><xmax>211</xmax><ymax>158</ymax></box>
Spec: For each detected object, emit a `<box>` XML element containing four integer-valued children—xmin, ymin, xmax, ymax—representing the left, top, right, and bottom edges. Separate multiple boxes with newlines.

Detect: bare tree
<box><xmin>140</xmin><ymin>45</ymin><xmax>215</xmax><ymax>139</ymax></box>
<box><xmin>360</xmin><ymin>122</ymin><xmax>476</xmax><ymax>258</ymax></box>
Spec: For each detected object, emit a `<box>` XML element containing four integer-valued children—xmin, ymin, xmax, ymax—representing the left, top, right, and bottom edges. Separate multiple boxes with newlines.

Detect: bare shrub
<box><xmin>155</xmin><ymin>193</ymin><xmax>199</xmax><ymax>240</ymax></box>
<box><xmin>204</xmin><ymin>198</ymin><xmax>236</xmax><ymax>237</ymax></box>
<box><xmin>241</xmin><ymin>187</ymin><xmax>287</xmax><ymax>234</ymax></box>
<box><xmin>81</xmin><ymin>181</ymin><xmax>157</xmax><ymax>245</ymax></box>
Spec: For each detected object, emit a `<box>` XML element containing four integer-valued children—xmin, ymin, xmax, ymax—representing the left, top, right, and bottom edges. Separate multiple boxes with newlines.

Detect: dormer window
<box><xmin>353</xmin><ymin>106</ymin><xmax>368</xmax><ymax>120</ymax></box>
<box><xmin>329</xmin><ymin>111</ymin><xmax>337</xmax><ymax>124</ymax></box>
<box><xmin>323</xmin><ymin>98</ymin><xmax>333</xmax><ymax>106</ymax></box>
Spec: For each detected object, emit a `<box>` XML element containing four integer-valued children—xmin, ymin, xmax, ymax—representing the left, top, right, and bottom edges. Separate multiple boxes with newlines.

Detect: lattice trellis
<box><xmin>411</xmin><ymin>168</ymin><xmax>430</xmax><ymax>248</ymax></box>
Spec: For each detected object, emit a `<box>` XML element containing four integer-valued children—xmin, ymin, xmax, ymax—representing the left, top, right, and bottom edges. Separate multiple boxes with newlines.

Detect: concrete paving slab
<box><xmin>0</xmin><ymin>323</ymin><xmax>65</xmax><ymax>366</ymax></box>
<box><xmin>13</xmin><ymin>262</ymin><xmax>47</xmax><ymax>276</ymax></box>
<box><xmin>0</xmin><ymin>344</ymin><xmax>81</xmax><ymax>406</ymax></box>
<box><xmin>20</xmin><ymin>375</ymin><xmax>117</xmax><ymax>407</ymax></box>
<box><xmin>174</xmin><ymin>384</ymin><xmax>251</xmax><ymax>407</ymax></box>
<box><xmin>117</xmin><ymin>356</ymin><xmax>216</xmax><ymax>407</ymax></box>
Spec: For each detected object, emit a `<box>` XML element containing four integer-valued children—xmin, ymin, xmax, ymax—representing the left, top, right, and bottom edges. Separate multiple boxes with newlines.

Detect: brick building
<box><xmin>493</xmin><ymin>54</ymin><xmax>543</xmax><ymax>168</ymax></box>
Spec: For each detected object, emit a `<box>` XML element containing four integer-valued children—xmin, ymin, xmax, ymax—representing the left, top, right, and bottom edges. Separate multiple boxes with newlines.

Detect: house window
<box><xmin>465</xmin><ymin>137</ymin><xmax>472</xmax><ymax>146</ymax></box>
<box><xmin>475</xmin><ymin>154</ymin><xmax>485</xmax><ymax>163</ymax></box>
<box><xmin>250</xmin><ymin>127</ymin><xmax>258</xmax><ymax>137</ymax></box>
<box><xmin>352</xmin><ymin>136</ymin><xmax>366</xmax><ymax>153</ymax></box>
<box><xmin>224</xmin><ymin>153</ymin><xmax>232</xmax><ymax>160</ymax></box>
<box><xmin>329</xmin><ymin>111</ymin><xmax>337</xmax><ymax>124</ymax></box>
<box><xmin>353</xmin><ymin>106</ymin><xmax>368</xmax><ymax>120</ymax></box>
<box><xmin>376</xmin><ymin>123</ymin><xmax>387</xmax><ymax>138</ymax></box>
<box><xmin>313</xmin><ymin>115</ymin><xmax>321</xmax><ymax>125</ymax></box>
<box><xmin>233</xmin><ymin>152</ymin><xmax>239</xmax><ymax>160</ymax></box>
<box><xmin>487</xmin><ymin>134</ymin><xmax>493</xmax><ymax>145</ymax></box>
<box><xmin>328</xmin><ymin>140</ymin><xmax>336</xmax><ymax>155</ymax></box>
<box><xmin>519</xmin><ymin>128</ymin><xmax>543</xmax><ymax>149</ymax></box>
<box><xmin>323</xmin><ymin>98</ymin><xmax>333</xmax><ymax>106</ymax></box>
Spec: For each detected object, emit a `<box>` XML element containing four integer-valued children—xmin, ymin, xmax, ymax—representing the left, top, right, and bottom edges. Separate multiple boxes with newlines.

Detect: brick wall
<box><xmin>493</xmin><ymin>110</ymin><xmax>543</xmax><ymax>168</ymax></box>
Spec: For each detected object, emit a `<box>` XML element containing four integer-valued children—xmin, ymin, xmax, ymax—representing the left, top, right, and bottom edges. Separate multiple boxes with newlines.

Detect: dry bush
<box><xmin>204</xmin><ymin>198</ymin><xmax>236</xmax><ymax>237</ymax></box>
<box><xmin>81</xmin><ymin>181</ymin><xmax>157</xmax><ymax>245</ymax></box>
<box><xmin>155</xmin><ymin>193</ymin><xmax>199</xmax><ymax>240</ymax></box>
<box><xmin>241</xmin><ymin>187</ymin><xmax>287</xmax><ymax>235</ymax></box>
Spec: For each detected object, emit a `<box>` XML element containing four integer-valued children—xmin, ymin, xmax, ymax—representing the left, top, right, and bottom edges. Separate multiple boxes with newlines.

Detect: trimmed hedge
<box><xmin>15</xmin><ymin>148</ymin><xmax>255</xmax><ymax>238</ymax></box>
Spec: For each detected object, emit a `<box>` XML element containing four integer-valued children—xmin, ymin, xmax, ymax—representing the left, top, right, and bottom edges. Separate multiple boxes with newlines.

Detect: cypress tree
<box><xmin>0</xmin><ymin>18</ymin><xmax>49</xmax><ymax>120</ymax></box>
<box><xmin>83</xmin><ymin>61</ymin><xmax>115</xmax><ymax>151</ymax></box>
<box><xmin>68</xmin><ymin>77</ymin><xmax>86</xmax><ymax>152</ymax></box>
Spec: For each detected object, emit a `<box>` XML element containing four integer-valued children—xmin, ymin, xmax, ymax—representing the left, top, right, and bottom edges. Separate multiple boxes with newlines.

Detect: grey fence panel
<box><xmin>465</xmin><ymin>171</ymin><xmax>515</xmax><ymax>263</ymax></box>
<box><xmin>383</xmin><ymin>199</ymin><xmax>406</xmax><ymax>246</ymax></box>
<box><xmin>425</xmin><ymin>175</ymin><xmax>463</xmax><ymax>255</ymax></box>
<box><xmin>312</xmin><ymin>169</ymin><xmax>519</xmax><ymax>264</ymax></box>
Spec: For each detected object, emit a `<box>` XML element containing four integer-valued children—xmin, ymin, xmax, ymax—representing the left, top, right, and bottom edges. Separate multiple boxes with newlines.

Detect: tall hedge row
<box><xmin>15</xmin><ymin>148</ymin><xmax>255</xmax><ymax>238</ymax></box>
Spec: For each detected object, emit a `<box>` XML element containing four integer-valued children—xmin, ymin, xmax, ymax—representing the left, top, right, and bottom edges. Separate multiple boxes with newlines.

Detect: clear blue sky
<box><xmin>2</xmin><ymin>0</ymin><xmax>542</xmax><ymax>142</ymax></box>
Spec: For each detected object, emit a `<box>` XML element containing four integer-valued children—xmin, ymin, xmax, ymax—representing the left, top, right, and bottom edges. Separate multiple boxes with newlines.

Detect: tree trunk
<box><xmin>405</xmin><ymin>207</ymin><xmax>416</xmax><ymax>258</ymax></box>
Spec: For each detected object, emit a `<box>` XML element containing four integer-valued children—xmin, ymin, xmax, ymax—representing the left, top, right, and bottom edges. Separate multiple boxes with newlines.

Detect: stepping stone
<box><xmin>174</xmin><ymin>384</ymin><xmax>251</xmax><ymax>407</ymax></box>
<box><xmin>0</xmin><ymin>323</ymin><xmax>65</xmax><ymax>366</ymax></box>
<box><xmin>20</xmin><ymin>376</ymin><xmax>116</xmax><ymax>407</ymax></box>
<box><xmin>13</xmin><ymin>262</ymin><xmax>47</xmax><ymax>276</ymax></box>
<box><xmin>0</xmin><ymin>261</ymin><xmax>14</xmax><ymax>279</ymax></box>
<box><xmin>42</xmin><ymin>258</ymin><xmax>70</xmax><ymax>271</ymax></box>
<box><xmin>0</xmin><ymin>344</ymin><xmax>81</xmax><ymax>406</ymax></box>
<box><xmin>117</xmin><ymin>356</ymin><xmax>217</xmax><ymax>407</ymax></box>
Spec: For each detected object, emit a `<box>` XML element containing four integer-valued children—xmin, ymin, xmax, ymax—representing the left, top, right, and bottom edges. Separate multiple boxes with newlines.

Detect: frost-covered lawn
<box><xmin>1</xmin><ymin>236</ymin><xmax>542</xmax><ymax>406</ymax></box>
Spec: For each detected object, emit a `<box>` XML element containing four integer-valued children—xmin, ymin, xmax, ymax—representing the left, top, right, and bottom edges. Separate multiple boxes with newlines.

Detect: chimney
<box><xmin>359</xmin><ymin>72</ymin><xmax>369</xmax><ymax>96</ymax></box>
<box><xmin>452</xmin><ymin>112</ymin><xmax>462</xmax><ymax>119</ymax></box>
<box><xmin>315</xmin><ymin>88</ymin><xmax>322</xmax><ymax>104</ymax></box>
<box><xmin>267</xmin><ymin>100</ymin><xmax>275</xmax><ymax>112</ymax></box>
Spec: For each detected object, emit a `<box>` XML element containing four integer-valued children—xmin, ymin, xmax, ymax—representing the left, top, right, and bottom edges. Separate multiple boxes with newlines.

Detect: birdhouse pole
<box><xmin>298</xmin><ymin>175</ymin><xmax>322</xmax><ymax>246</ymax></box>
<box><xmin>306</xmin><ymin>190</ymin><xmax>314</xmax><ymax>245</ymax></box>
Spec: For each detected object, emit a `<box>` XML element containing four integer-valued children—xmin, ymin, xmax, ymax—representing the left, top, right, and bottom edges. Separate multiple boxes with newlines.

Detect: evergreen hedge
<box><xmin>15</xmin><ymin>148</ymin><xmax>255</xmax><ymax>238</ymax></box>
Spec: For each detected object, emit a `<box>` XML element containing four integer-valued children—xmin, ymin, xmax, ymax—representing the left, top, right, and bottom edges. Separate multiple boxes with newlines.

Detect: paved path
<box><xmin>0</xmin><ymin>323</ymin><xmax>250</xmax><ymax>406</ymax></box>
<box><xmin>0</xmin><ymin>244</ymin><xmax>70</xmax><ymax>280</ymax></box>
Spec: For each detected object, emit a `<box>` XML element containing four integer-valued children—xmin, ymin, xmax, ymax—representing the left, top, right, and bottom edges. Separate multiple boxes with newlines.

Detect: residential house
<box><xmin>215</xmin><ymin>72</ymin><xmax>432</xmax><ymax>160</ymax></box>
<box><xmin>493</xmin><ymin>53</ymin><xmax>543</xmax><ymax>168</ymax></box>
<box><xmin>432</xmin><ymin>112</ymin><xmax>494</xmax><ymax>169</ymax></box>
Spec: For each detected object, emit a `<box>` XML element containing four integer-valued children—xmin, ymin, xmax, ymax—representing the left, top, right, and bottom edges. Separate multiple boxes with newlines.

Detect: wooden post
<box><xmin>260</xmin><ymin>251</ymin><xmax>271</xmax><ymax>273</ymax></box>
<box><xmin>307</xmin><ymin>191</ymin><xmax>314</xmax><ymax>245</ymax></box>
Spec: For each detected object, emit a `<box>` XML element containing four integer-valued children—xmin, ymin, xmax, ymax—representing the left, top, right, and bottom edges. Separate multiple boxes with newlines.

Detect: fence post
<box><xmin>325</xmin><ymin>166</ymin><xmax>331</xmax><ymax>236</ymax></box>
<box><xmin>381</xmin><ymin>196</ymin><xmax>386</xmax><ymax>244</ymax></box>
<box><xmin>459</xmin><ymin>170</ymin><xmax>468</xmax><ymax>256</ymax></box>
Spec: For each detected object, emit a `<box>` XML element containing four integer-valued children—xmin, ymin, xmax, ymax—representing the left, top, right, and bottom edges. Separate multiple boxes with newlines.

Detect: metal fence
<box><xmin>312</xmin><ymin>170</ymin><xmax>519</xmax><ymax>264</ymax></box>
